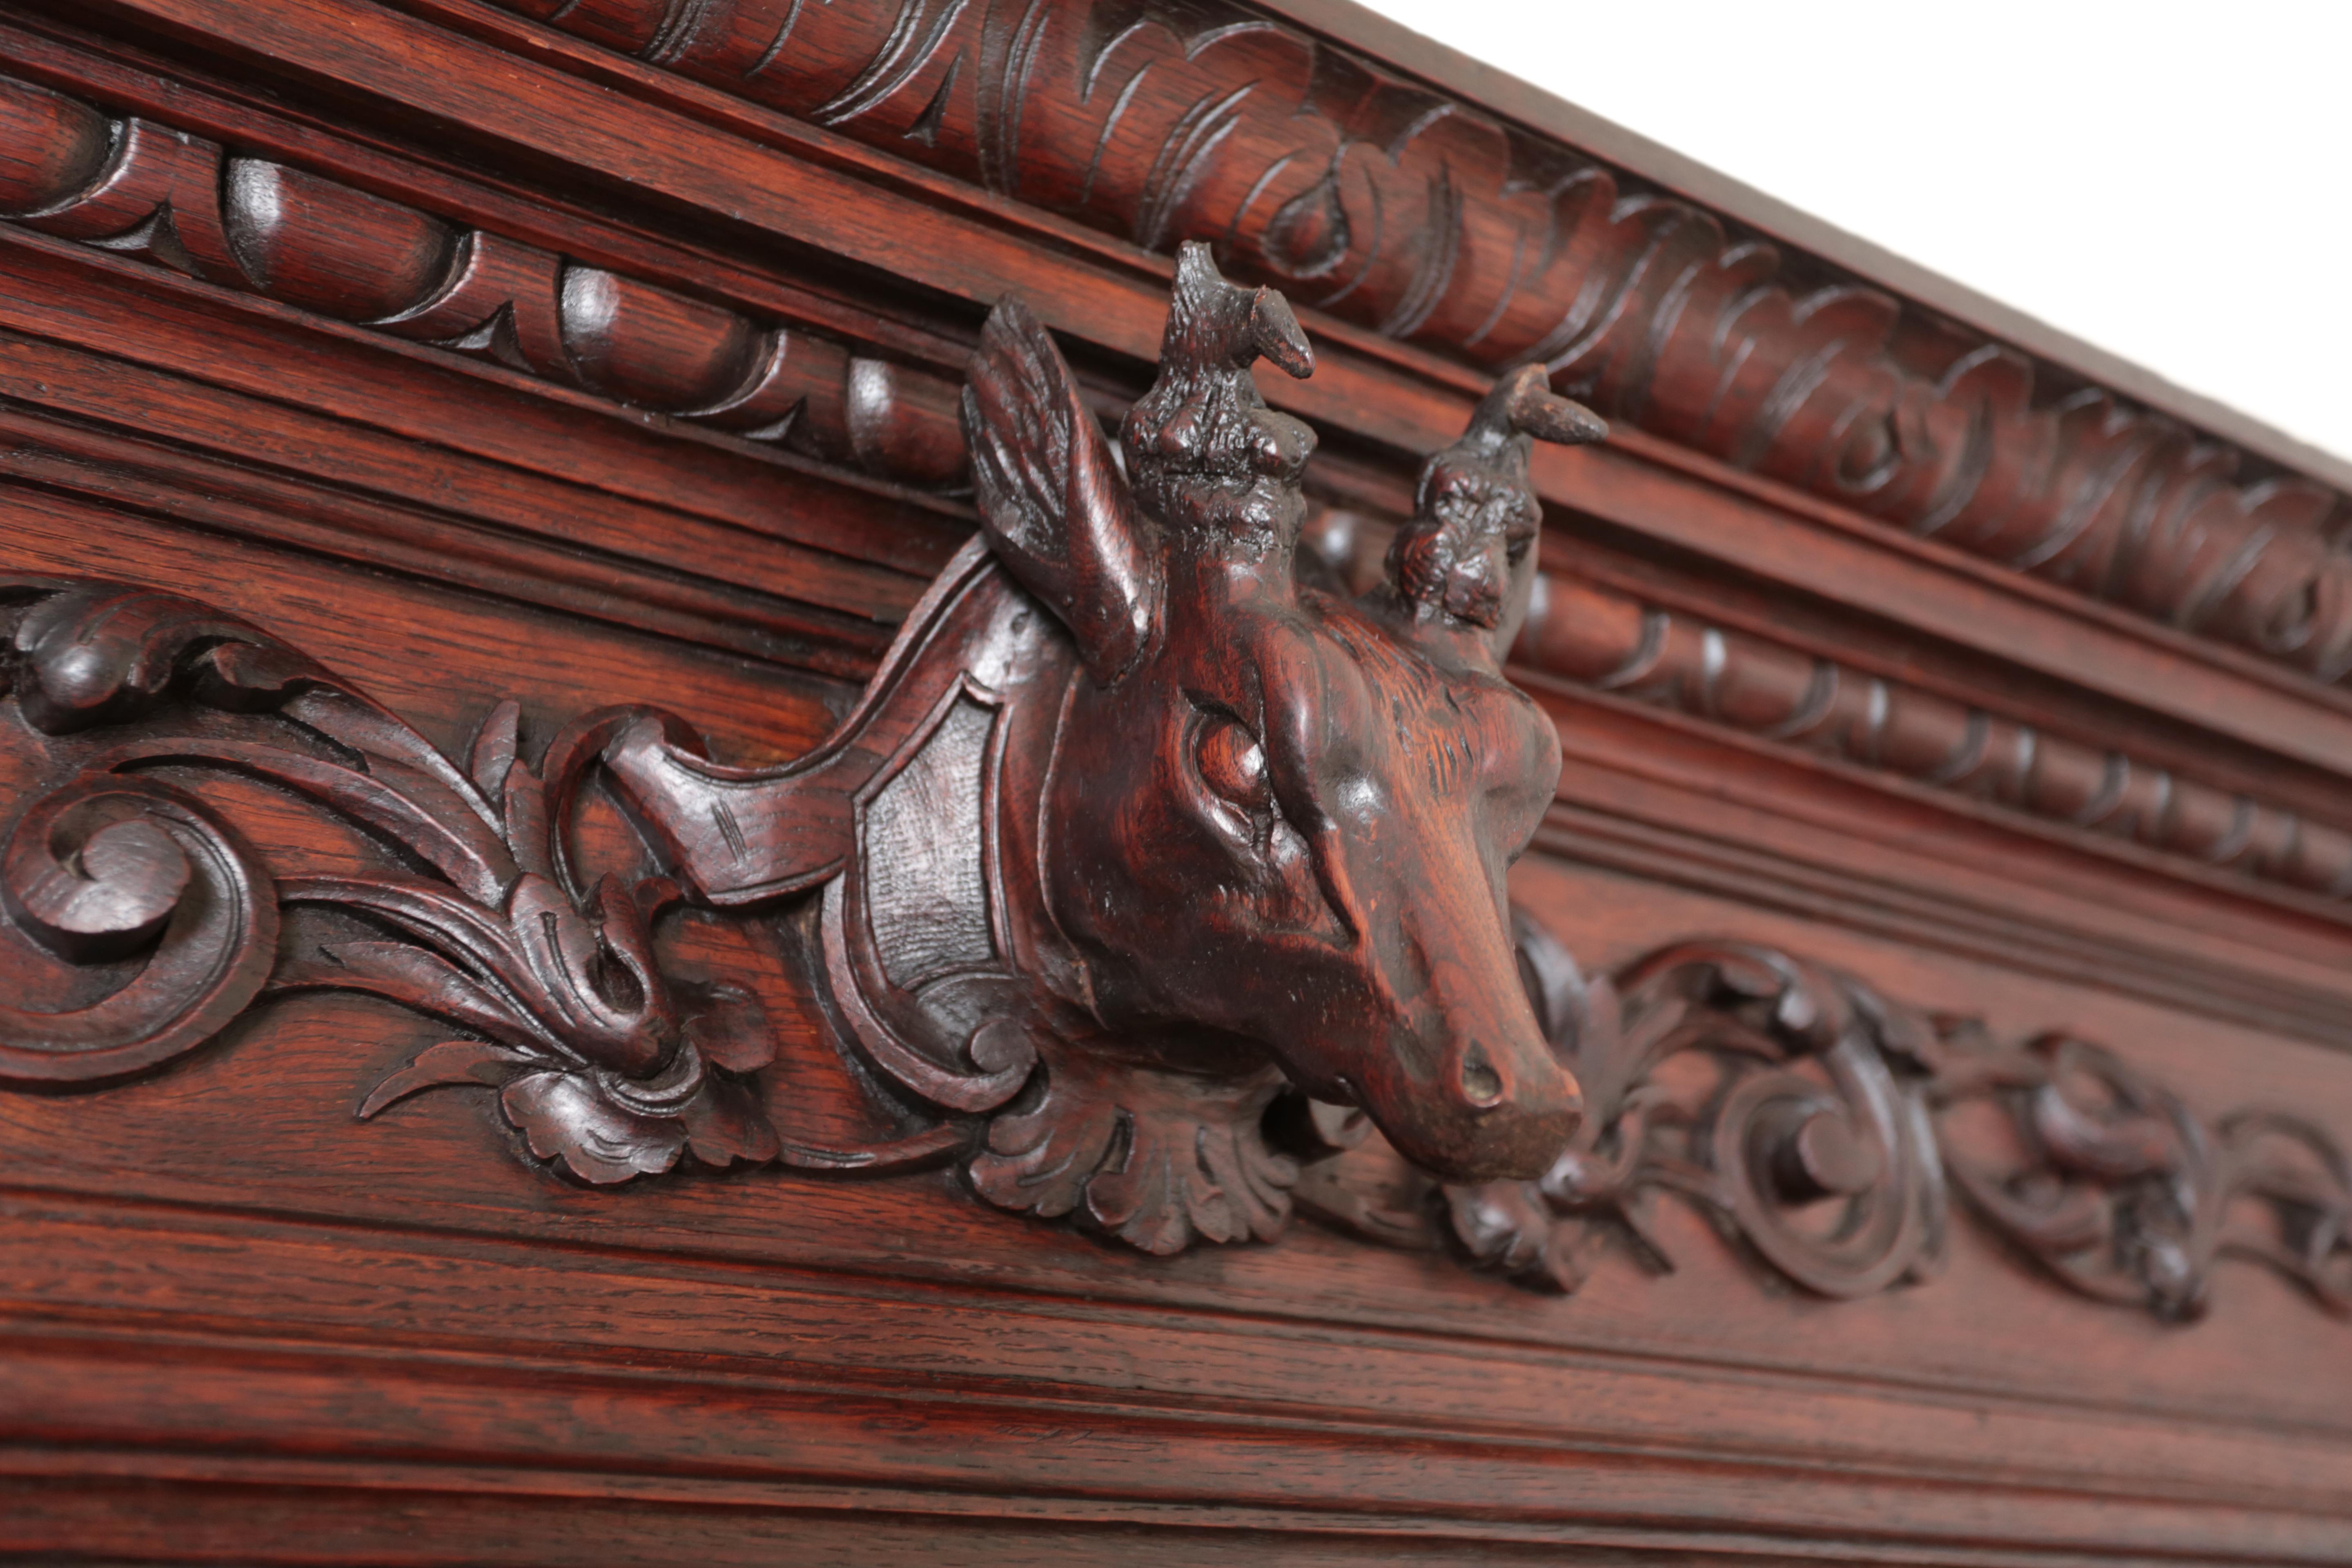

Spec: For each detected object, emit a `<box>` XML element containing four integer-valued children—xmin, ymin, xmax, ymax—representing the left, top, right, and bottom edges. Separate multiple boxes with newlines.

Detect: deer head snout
<box><xmin>1353</xmin><ymin>987</ymin><xmax>1583</xmax><ymax>1185</ymax></box>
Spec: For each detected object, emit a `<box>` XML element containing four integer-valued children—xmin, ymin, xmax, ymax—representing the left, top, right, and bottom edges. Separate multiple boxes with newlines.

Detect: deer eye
<box><xmin>1196</xmin><ymin>713</ymin><xmax>1274</xmax><ymax>815</ymax></box>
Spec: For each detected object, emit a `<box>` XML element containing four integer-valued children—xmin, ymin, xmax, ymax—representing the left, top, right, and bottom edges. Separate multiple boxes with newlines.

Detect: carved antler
<box><xmin>956</xmin><ymin>243</ymin><xmax>1320</xmax><ymax>681</ymax></box>
<box><xmin>1387</xmin><ymin>363</ymin><xmax>1606</xmax><ymax>648</ymax></box>
<box><xmin>1122</xmin><ymin>241</ymin><xmax>1317</xmax><ymax>557</ymax></box>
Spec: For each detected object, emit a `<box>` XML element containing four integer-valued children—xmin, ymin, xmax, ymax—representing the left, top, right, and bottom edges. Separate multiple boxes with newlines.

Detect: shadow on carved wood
<box><xmin>2</xmin><ymin>248</ymin><xmax>2345</xmax><ymax>1316</ymax></box>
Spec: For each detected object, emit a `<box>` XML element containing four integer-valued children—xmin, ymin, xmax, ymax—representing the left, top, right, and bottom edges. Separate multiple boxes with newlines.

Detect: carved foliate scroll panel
<box><xmin>2</xmin><ymin>245</ymin><xmax>2345</xmax><ymax>1321</ymax></box>
<box><xmin>0</xmin><ymin>577</ymin><xmax>803</xmax><ymax>1180</ymax></box>
<box><xmin>3</xmin><ymin>572</ymin><xmax>2347</xmax><ymax>1317</ymax></box>
<box><xmin>1418</xmin><ymin>923</ymin><xmax>2352</xmax><ymax>1321</ymax></box>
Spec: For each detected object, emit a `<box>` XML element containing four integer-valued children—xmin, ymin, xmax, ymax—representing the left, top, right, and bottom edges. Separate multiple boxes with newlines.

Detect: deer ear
<box><xmin>961</xmin><ymin>296</ymin><xmax>1162</xmax><ymax>681</ymax></box>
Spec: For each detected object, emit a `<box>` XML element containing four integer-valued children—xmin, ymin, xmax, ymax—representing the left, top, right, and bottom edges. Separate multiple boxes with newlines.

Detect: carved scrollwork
<box><xmin>1371</xmin><ymin>916</ymin><xmax>2350</xmax><ymax>1322</ymax></box>
<box><xmin>2</xmin><ymin>579</ymin><xmax>297</xmax><ymax>1082</ymax></box>
<box><xmin>0</xmin><ymin>772</ymin><xmax>276</xmax><ymax>1083</ymax></box>
<box><xmin>0</xmin><ymin>578</ymin><xmax>805</xmax><ymax>1181</ymax></box>
<box><xmin>1432</xmin><ymin>920</ymin><xmax>1944</xmax><ymax>1298</ymax></box>
<box><xmin>1933</xmin><ymin>1029</ymin><xmax>2352</xmax><ymax>1319</ymax></box>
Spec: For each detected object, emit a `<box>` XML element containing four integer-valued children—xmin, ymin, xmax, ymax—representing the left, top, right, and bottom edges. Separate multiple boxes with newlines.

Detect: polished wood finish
<box><xmin>2</xmin><ymin>1</ymin><xmax>2349</xmax><ymax>1561</ymax></box>
<box><xmin>325</xmin><ymin>0</ymin><xmax>2352</xmax><ymax>686</ymax></box>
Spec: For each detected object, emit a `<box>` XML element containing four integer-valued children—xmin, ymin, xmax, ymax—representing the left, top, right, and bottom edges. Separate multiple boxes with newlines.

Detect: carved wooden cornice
<box><xmin>1293</xmin><ymin>510</ymin><xmax>2352</xmax><ymax>913</ymax></box>
<box><xmin>421</xmin><ymin>0</ymin><xmax>2352</xmax><ymax>690</ymax></box>
<box><xmin>37</xmin><ymin>0</ymin><xmax>2352</xmax><ymax>824</ymax></box>
<box><xmin>16</xmin><ymin>49</ymin><xmax>2352</xmax><ymax>955</ymax></box>
<box><xmin>5</xmin><ymin>256</ymin><xmax>2345</xmax><ymax>1323</ymax></box>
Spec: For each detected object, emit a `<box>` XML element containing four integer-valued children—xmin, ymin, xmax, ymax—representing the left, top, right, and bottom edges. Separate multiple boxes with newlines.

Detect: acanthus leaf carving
<box><xmin>969</xmin><ymin>1045</ymin><xmax>1298</xmax><ymax>1255</ymax></box>
<box><xmin>1423</xmin><ymin>921</ymin><xmax>1949</xmax><ymax>1301</ymax></box>
<box><xmin>0</xmin><ymin>576</ymin><xmax>922</xmax><ymax>1184</ymax></box>
<box><xmin>1294</xmin><ymin>911</ymin><xmax>2351</xmax><ymax>1323</ymax></box>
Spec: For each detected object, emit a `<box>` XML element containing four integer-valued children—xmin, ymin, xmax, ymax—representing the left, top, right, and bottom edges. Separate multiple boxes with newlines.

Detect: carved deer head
<box><xmin>961</xmin><ymin>243</ymin><xmax>1603</xmax><ymax>1183</ymax></box>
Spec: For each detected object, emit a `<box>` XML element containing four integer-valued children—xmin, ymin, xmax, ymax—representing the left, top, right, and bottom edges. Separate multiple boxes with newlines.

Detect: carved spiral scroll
<box><xmin>1717</xmin><ymin>1053</ymin><xmax>1943</xmax><ymax>1297</ymax></box>
<box><xmin>1684</xmin><ymin>961</ymin><xmax>1945</xmax><ymax>1300</ymax></box>
<box><xmin>0</xmin><ymin>579</ymin><xmax>788</xmax><ymax>1179</ymax></box>
<box><xmin>1462</xmin><ymin>940</ymin><xmax>1945</xmax><ymax>1299</ymax></box>
<box><xmin>1400</xmin><ymin>919</ymin><xmax>2352</xmax><ymax>1322</ymax></box>
<box><xmin>0</xmin><ymin>778</ymin><xmax>276</xmax><ymax>1082</ymax></box>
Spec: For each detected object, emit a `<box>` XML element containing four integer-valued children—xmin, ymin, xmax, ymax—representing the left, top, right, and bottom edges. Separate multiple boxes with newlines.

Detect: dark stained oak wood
<box><xmin>12</xmin><ymin>6</ymin><xmax>2352</xmax><ymax>776</ymax></box>
<box><xmin>605</xmin><ymin>251</ymin><xmax>1603</xmax><ymax>1243</ymax></box>
<box><xmin>114</xmin><ymin>0</ymin><xmax>2352</xmax><ymax>688</ymax></box>
<box><xmin>0</xmin><ymin>2</ymin><xmax>2349</xmax><ymax>1562</ymax></box>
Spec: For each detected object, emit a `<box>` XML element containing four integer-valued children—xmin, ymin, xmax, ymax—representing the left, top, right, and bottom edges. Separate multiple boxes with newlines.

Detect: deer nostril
<box><xmin>1458</xmin><ymin>1040</ymin><xmax>1505</xmax><ymax>1108</ymax></box>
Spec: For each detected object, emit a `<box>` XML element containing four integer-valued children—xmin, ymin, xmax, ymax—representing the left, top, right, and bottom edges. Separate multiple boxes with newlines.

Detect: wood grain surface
<box><xmin>1</xmin><ymin>2</ymin><xmax>2348</xmax><ymax>1563</ymax></box>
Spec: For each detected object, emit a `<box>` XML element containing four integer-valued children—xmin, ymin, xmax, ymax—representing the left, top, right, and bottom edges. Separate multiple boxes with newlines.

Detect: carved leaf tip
<box><xmin>467</xmin><ymin>697</ymin><xmax>523</xmax><ymax>800</ymax></box>
<box><xmin>356</xmin><ymin>1038</ymin><xmax>530</xmax><ymax>1119</ymax></box>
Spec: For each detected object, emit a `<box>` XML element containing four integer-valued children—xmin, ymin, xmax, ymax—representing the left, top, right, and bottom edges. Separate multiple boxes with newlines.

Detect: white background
<box><xmin>1356</xmin><ymin>0</ymin><xmax>2352</xmax><ymax>464</ymax></box>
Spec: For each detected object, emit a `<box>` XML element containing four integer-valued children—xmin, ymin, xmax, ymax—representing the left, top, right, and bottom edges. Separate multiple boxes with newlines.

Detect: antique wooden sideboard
<box><xmin>3</xmin><ymin>0</ymin><xmax>2350</xmax><ymax>1561</ymax></box>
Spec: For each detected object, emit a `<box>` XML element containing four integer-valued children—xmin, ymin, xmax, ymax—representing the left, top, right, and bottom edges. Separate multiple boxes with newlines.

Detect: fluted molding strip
<box><xmin>1515</xmin><ymin>572</ymin><xmax>2352</xmax><ymax>901</ymax></box>
<box><xmin>0</xmin><ymin>70</ymin><xmax>971</xmax><ymax>493</ymax></box>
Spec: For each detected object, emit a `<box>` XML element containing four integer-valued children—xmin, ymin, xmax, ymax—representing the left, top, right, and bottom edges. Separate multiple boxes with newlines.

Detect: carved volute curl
<box><xmin>1430</xmin><ymin>925</ymin><xmax>1948</xmax><ymax>1301</ymax></box>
